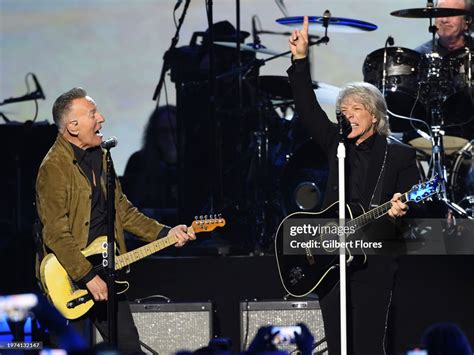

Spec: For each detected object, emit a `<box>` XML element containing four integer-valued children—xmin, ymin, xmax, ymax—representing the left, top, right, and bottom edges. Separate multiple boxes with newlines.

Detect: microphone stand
<box><xmin>105</xmin><ymin>148</ymin><xmax>117</xmax><ymax>347</ymax></box>
<box><xmin>152</xmin><ymin>0</ymin><xmax>192</xmax><ymax>103</ymax></box>
<box><xmin>382</xmin><ymin>36</ymin><xmax>394</xmax><ymax>96</ymax></box>
<box><xmin>426</xmin><ymin>1</ymin><xmax>438</xmax><ymax>52</ymax></box>
<box><xmin>336</xmin><ymin>111</ymin><xmax>348</xmax><ymax>355</ymax></box>
<box><xmin>215</xmin><ymin>11</ymin><xmax>331</xmax><ymax>82</ymax></box>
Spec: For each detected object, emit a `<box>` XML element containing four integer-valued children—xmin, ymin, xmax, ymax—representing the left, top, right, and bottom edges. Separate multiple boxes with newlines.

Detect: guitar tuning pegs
<box><xmin>194</xmin><ymin>216</ymin><xmax>198</xmax><ymax>220</ymax></box>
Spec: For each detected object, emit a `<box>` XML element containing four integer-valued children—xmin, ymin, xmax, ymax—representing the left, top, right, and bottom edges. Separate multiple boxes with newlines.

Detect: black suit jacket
<box><xmin>287</xmin><ymin>58</ymin><xmax>420</xmax><ymax>211</ymax></box>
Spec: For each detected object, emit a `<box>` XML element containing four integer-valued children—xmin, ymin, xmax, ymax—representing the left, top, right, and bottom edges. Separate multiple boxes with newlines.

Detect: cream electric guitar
<box><xmin>40</xmin><ymin>217</ymin><xmax>226</xmax><ymax>319</ymax></box>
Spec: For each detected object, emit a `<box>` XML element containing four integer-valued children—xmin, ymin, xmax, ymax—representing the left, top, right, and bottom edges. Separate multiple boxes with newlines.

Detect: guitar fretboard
<box><xmin>347</xmin><ymin>194</ymin><xmax>408</xmax><ymax>231</ymax></box>
<box><xmin>115</xmin><ymin>227</ymin><xmax>194</xmax><ymax>270</ymax></box>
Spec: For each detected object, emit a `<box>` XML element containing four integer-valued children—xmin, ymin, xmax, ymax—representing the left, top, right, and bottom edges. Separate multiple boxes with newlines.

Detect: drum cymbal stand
<box><xmin>234</xmin><ymin>19</ymin><xmax>331</xmax><ymax>252</ymax></box>
<box><xmin>417</xmin><ymin>39</ymin><xmax>472</xmax><ymax>218</ymax></box>
<box><xmin>427</xmin><ymin>10</ymin><xmax>438</xmax><ymax>52</ymax></box>
<box><xmin>428</xmin><ymin>110</ymin><xmax>472</xmax><ymax>218</ymax></box>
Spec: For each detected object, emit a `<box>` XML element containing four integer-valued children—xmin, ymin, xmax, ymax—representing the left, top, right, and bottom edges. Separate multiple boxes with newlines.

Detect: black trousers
<box><xmin>319</xmin><ymin>256</ymin><xmax>398</xmax><ymax>355</ymax></box>
<box><xmin>52</xmin><ymin>295</ymin><xmax>141</xmax><ymax>352</ymax></box>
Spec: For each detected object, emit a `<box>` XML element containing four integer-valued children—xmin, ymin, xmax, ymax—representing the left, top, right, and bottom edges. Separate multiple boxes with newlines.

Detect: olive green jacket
<box><xmin>35</xmin><ymin>134</ymin><xmax>168</xmax><ymax>282</ymax></box>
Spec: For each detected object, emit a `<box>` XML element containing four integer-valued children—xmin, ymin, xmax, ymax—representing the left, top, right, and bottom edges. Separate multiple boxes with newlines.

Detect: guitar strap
<box><xmin>369</xmin><ymin>138</ymin><xmax>389</xmax><ymax>208</ymax></box>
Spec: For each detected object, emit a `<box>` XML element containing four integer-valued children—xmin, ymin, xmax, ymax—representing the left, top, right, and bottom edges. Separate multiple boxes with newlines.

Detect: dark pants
<box><xmin>319</xmin><ymin>256</ymin><xmax>398</xmax><ymax>355</ymax></box>
<box><xmin>52</xmin><ymin>295</ymin><xmax>141</xmax><ymax>352</ymax></box>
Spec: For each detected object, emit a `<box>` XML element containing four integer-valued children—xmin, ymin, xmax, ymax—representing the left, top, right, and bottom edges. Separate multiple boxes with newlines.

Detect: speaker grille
<box><xmin>240</xmin><ymin>300</ymin><xmax>325</xmax><ymax>352</ymax></box>
<box><xmin>96</xmin><ymin>302</ymin><xmax>212</xmax><ymax>355</ymax></box>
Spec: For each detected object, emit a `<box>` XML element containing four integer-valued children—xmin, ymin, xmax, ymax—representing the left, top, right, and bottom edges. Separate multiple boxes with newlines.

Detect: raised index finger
<box><xmin>302</xmin><ymin>15</ymin><xmax>309</xmax><ymax>34</ymax></box>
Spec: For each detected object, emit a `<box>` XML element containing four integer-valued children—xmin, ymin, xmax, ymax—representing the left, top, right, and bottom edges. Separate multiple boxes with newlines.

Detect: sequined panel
<box><xmin>240</xmin><ymin>300</ymin><xmax>325</xmax><ymax>353</ymax></box>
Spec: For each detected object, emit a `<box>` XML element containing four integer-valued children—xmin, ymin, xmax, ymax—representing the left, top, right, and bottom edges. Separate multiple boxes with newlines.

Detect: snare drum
<box><xmin>363</xmin><ymin>47</ymin><xmax>425</xmax><ymax>132</ymax></box>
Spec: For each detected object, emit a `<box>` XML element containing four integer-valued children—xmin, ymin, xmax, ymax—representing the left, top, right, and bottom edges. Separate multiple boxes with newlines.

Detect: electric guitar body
<box><xmin>40</xmin><ymin>217</ymin><xmax>226</xmax><ymax>319</ymax></box>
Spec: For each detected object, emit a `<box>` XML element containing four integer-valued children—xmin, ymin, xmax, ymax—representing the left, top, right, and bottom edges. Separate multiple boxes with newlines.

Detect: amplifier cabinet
<box><xmin>96</xmin><ymin>302</ymin><xmax>213</xmax><ymax>355</ymax></box>
<box><xmin>239</xmin><ymin>299</ymin><xmax>325</xmax><ymax>352</ymax></box>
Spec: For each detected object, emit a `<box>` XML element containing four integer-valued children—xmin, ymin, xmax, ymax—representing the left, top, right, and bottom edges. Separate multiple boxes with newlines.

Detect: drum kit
<box><xmin>367</xmin><ymin>5</ymin><xmax>474</xmax><ymax>218</ymax></box>
<box><xmin>212</xmin><ymin>3</ymin><xmax>473</xmax><ymax>250</ymax></box>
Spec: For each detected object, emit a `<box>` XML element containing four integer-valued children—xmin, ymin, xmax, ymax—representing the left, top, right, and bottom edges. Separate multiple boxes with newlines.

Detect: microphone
<box><xmin>174</xmin><ymin>0</ymin><xmax>183</xmax><ymax>11</ymax></box>
<box><xmin>382</xmin><ymin>35</ymin><xmax>395</xmax><ymax>96</ymax></box>
<box><xmin>1</xmin><ymin>73</ymin><xmax>46</xmax><ymax>105</ymax></box>
<box><xmin>319</xmin><ymin>10</ymin><xmax>331</xmax><ymax>44</ymax></box>
<box><xmin>251</xmin><ymin>15</ymin><xmax>261</xmax><ymax>49</ymax></box>
<box><xmin>101</xmin><ymin>136</ymin><xmax>118</xmax><ymax>150</ymax></box>
<box><xmin>1</xmin><ymin>93</ymin><xmax>37</xmax><ymax>105</ymax></box>
<box><xmin>322</xmin><ymin>9</ymin><xmax>331</xmax><ymax>28</ymax></box>
<box><xmin>385</xmin><ymin>36</ymin><xmax>394</xmax><ymax>47</ymax></box>
<box><xmin>336</xmin><ymin>110</ymin><xmax>352</xmax><ymax>138</ymax></box>
<box><xmin>32</xmin><ymin>73</ymin><xmax>46</xmax><ymax>100</ymax></box>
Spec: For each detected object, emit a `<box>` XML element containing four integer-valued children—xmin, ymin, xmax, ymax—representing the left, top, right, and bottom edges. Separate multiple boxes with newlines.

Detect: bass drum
<box><xmin>279</xmin><ymin>139</ymin><xmax>329</xmax><ymax>215</ymax></box>
<box><xmin>363</xmin><ymin>47</ymin><xmax>426</xmax><ymax>133</ymax></box>
<box><xmin>450</xmin><ymin>142</ymin><xmax>474</xmax><ymax>216</ymax></box>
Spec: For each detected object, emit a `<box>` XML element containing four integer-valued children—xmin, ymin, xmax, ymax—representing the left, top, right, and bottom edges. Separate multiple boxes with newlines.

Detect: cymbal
<box><xmin>259</xmin><ymin>76</ymin><xmax>340</xmax><ymax>105</ymax></box>
<box><xmin>391</xmin><ymin>7</ymin><xmax>471</xmax><ymax>18</ymax></box>
<box><xmin>409</xmin><ymin>136</ymin><xmax>469</xmax><ymax>155</ymax></box>
<box><xmin>213</xmin><ymin>41</ymin><xmax>289</xmax><ymax>57</ymax></box>
<box><xmin>276</xmin><ymin>16</ymin><xmax>377</xmax><ymax>33</ymax></box>
<box><xmin>315</xmin><ymin>82</ymin><xmax>341</xmax><ymax>105</ymax></box>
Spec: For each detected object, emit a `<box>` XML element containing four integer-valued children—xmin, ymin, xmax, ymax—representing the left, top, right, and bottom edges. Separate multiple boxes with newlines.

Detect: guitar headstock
<box><xmin>192</xmin><ymin>214</ymin><xmax>226</xmax><ymax>233</ymax></box>
<box><xmin>407</xmin><ymin>175</ymin><xmax>442</xmax><ymax>203</ymax></box>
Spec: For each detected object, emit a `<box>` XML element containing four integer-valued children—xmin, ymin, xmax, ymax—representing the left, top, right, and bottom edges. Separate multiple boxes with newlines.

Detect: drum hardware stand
<box><xmin>152</xmin><ymin>0</ymin><xmax>192</xmax><ymax>104</ymax></box>
<box><xmin>426</xmin><ymin>0</ymin><xmax>439</xmax><ymax>52</ymax></box>
<box><xmin>421</xmin><ymin>51</ymin><xmax>473</xmax><ymax>218</ymax></box>
<box><xmin>414</xmin><ymin>51</ymin><xmax>472</xmax><ymax>217</ymax></box>
<box><xmin>382</xmin><ymin>35</ymin><xmax>395</xmax><ymax>96</ymax></box>
<box><xmin>221</xmin><ymin>12</ymin><xmax>332</xmax><ymax>253</ymax></box>
<box><xmin>427</xmin><ymin>121</ymin><xmax>472</xmax><ymax>218</ymax></box>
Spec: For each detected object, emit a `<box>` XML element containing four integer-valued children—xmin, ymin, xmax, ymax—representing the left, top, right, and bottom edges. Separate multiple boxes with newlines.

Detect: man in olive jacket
<box><xmin>36</xmin><ymin>87</ymin><xmax>194</xmax><ymax>351</ymax></box>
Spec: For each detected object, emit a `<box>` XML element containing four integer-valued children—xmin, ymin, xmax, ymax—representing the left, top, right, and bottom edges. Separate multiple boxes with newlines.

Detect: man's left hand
<box><xmin>388</xmin><ymin>193</ymin><xmax>409</xmax><ymax>218</ymax></box>
<box><xmin>169</xmin><ymin>224</ymin><xmax>196</xmax><ymax>247</ymax></box>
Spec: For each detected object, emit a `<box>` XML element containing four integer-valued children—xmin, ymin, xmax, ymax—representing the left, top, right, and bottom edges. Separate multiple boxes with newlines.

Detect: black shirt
<box><xmin>71</xmin><ymin>143</ymin><xmax>108</xmax><ymax>245</ymax></box>
<box><xmin>348</xmin><ymin>134</ymin><xmax>376</xmax><ymax>206</ymax></box>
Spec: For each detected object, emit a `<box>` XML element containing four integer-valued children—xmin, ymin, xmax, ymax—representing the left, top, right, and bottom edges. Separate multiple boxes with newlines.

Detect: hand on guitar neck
<box><xmin>40</xmin><ymin>216</ymin><xmax>225</xmax><ymax>319</ymax></box>
<box><xmin>170</xmin><ymin>224</ymin><xmax>196</xmax><ymax>247</ymax></box>
<box><xmin>388</xmin><ymin>192</ymin><xmax>409</xmax><ymax>218</ymax></box>
<box><xmin>84</xmin><ymin>225</ymin><xmax>195</xmax><ymax>302</ymax></box>
<box><xmin>86</xmin><ymin>275</ymin><xmax>108</xmax><ymax>302</ymax></box>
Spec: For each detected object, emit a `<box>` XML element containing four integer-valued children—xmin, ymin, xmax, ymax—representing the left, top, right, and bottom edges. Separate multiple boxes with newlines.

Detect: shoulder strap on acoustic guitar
<box><xmin>369</xmin><ymin>138</ymin><xmax>389</xmax><ymax>208</ymax></box>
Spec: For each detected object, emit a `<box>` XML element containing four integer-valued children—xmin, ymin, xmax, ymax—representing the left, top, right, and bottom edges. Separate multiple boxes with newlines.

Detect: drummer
<box><xmin>415</xmin><ymin>0</ymin><xmax>474</xmax><ymax>55</ymax></box>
